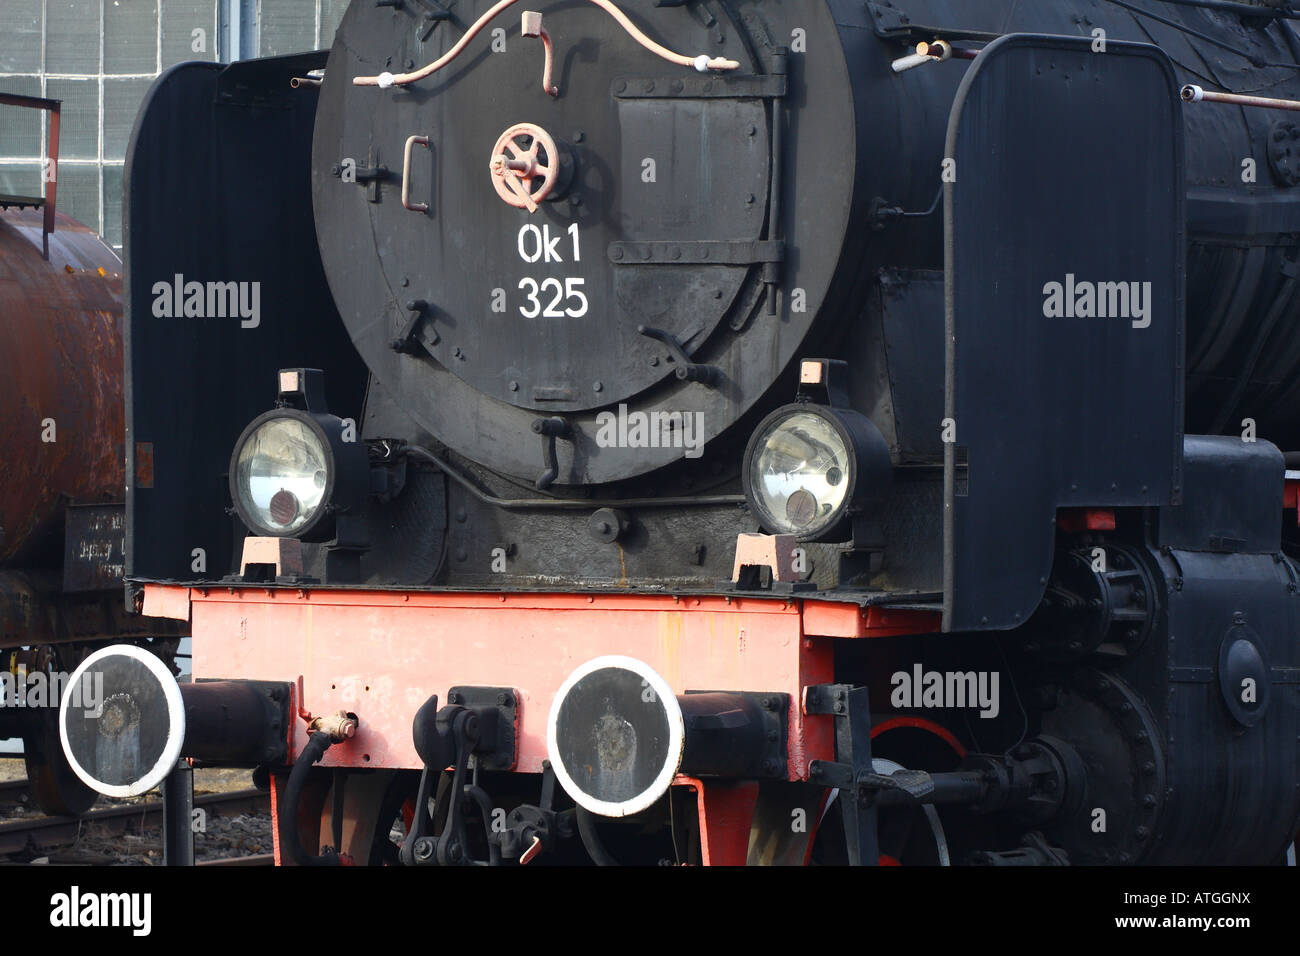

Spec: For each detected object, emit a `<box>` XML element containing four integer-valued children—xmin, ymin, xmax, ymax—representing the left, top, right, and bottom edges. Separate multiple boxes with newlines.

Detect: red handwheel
<box><xmin>489</xmin><ymin>123</ymin><xmax>560</xmax><ymax>213</ymax></box>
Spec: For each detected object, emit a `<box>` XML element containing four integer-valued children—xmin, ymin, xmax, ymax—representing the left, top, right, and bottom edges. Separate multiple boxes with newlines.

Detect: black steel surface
<box><xmin>124</xmin><ymin>55</ymin><xmax>367</xmax><ymax>585</ymax></box>
<box><xmin>554</xmin><ymin>665</ymin><xmax>673</xmax><ymax>804</ymax></box>
<box><xmin>162</xmin><ymin>761</ymin><xmax>195</xmax><ymax>867</ymax></box>
<box><xmin>183</xmin><ymin>680</ymin><xmax>290</xmax><ymax>766</ymax></box>
<box><xmin>943</xmin><ymin>34</ymin><xmax>1184</xmax><ymax>631</ymax></box>
<box><xmin>1158</xmin><ymin>435</ymin><xmax>1283</xmax><ymax>553</ymax></box>
<box><xmin>61</xmin><ymin>654</ymin><xmax>170</xmax><ymax>790</ymax></box>
<box><xmin>313</xmin><ymin>0</ymin><xmax>867</xmax><ymax>485</ymax></box>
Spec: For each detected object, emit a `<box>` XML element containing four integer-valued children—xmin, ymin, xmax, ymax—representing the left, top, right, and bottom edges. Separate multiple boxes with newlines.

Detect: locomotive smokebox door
<box><xmin>943</xmin><ymin>35</ymin><xmax>1185</xmax><ymax>631</ymax></box>
<box><xmin>312</xmin><ymin>0</ymin><xmax>856</xmax><ymax>486</ymax></box>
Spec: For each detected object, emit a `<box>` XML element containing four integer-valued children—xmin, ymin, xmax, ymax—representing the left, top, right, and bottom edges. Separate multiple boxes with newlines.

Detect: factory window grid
<box><xmin>0</xmin><ymin>0</ymin><xmax>346</xmax><ymax>250</ymax></box>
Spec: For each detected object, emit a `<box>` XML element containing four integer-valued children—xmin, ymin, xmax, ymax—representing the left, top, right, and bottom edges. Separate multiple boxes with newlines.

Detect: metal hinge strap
<box><xmin>612</xmin><ymin>73</ymin><xmax>787</xmax><ymax>99</ymax></box>
<box><xmin>608</xmin><ymin>239</ymin><xmax>784</xmax><ymax>266</ymax></box>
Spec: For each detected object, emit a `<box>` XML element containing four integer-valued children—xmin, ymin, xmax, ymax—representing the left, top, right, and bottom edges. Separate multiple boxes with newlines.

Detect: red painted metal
<box><xmin>149</xmin><ymin>584</ymin><xmax>949</xmax><ymax>865</ymax></box>
<box><xmin>1056</xmin><ymin>507</ymin><xmax>1117</xmax><ymax>534</ymax></box>
<box><xmin>520</xmin><ymin>12</ymin><xmax>558</xmax><ymax>97</ymax></box>
<box><xmin>0</xmin><ymin>207</ymin><xmax>123</xmax><ymax>564</ymax></box>
<box><xmin>675</xmin><ymin>776</ymin><xmax>760</xmax><ymax>866</ymax></box>
<box><xmin>171</xmin><ymin>586</ymin><xmax>841</xmax><ymax>776</ymax></box>
<box><xmin>490</xmin><ymin>123</ymin><xmax>561</xmax><ymax>211</ymax></box>
<box><xmin>143</xmin><ymin>585</ymin><xmax>192</xmax><ymax>621</ymax></box>
<box><xmin>802</xmin><ymin>601</ymin><xmax>942</xmax><ymax>638</ymax></box>
<box><xmin>870</xmin><ymin>715</ymin><xmax>968</xmax><ymax>758</ymax></box>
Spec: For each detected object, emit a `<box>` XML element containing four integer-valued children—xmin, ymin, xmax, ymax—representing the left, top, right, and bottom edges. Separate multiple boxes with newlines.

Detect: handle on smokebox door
<box><xmin>403</xmin><ymin>135</ymin><xmax>431</xmax><ymax>213</ymax></box>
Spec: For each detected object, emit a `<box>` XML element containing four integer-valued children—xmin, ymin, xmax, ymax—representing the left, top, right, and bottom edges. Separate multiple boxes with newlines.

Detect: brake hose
<box><xmin>280</xmin><ymin>732</ymin><xmax>342</xmax><ymax>866</ymax></box>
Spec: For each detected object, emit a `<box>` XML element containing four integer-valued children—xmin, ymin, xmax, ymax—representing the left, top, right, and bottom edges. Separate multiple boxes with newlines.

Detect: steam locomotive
<box><xmin>58</xmin><ymin>0</ymin><xmax>1300</xmax><ymax>865</ymax></box>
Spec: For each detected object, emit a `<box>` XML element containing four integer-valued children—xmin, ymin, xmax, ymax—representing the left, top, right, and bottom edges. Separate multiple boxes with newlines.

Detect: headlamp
<box><xmin>229</xmin><ymin>370</ymin><xmax>367</xmax><ymax>541</ymax></box>
<box><xmin>742</xmin><ymin>401</ymin><xmax>891</xmax><ymax>540</ymax></box>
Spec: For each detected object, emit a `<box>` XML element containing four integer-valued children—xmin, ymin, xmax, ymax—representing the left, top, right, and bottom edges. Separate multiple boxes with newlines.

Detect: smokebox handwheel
<box><xmin>490</xmin><ymin>123</ymin><xmax>560</xmax><ymax>211</ymax></box>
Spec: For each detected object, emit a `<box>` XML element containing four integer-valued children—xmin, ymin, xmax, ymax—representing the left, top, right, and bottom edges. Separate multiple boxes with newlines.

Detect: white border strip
<box><xmin>59</xmin><ymin>644</ymin><xmax>186</xmax><ymax>798</ymax></box>
<box><xmin>547</xmin><ymin>655</ymin><xmax>684</xmax><ymax>818</ymax></box>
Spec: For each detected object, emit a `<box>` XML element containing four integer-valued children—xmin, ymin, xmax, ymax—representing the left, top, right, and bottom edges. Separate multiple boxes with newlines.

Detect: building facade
<box><xmin>0</xmin><ymin>0</ymin><xmax>346</xmax><ymax>248</ymax></box>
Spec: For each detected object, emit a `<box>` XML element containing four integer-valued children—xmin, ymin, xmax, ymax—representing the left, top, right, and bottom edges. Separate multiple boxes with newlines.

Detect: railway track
<box><xmin>0</xmin><ymin>787</ymin><xmax>270</xmax><ymax>856</ymax></box>
<box><xmin>197</xmin><ymin>853</ymin><xmax>275</xmax><ymax>866</ymax></box>
<box><xmin>0</xmin><ymin>779</ymin><xmax>32</xmax><ymax>807</ymax></box>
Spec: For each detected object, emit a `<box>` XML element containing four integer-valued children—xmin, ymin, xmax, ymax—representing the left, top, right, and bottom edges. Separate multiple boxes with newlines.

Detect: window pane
<box><xmin>46</xmin><ymin>0</ymin><xmax>100</xmax><ymax>76</ymax></box>
<box><xmin>0</xmin><ymin>0</ymin><xmax>43</xmax><ymax>73</ymax></box>
<box><xmin>0</xmin><ymin>77</ymin><xmax>44</xmax><ymax>158</ymax></box>
<box><xmin>104</xmin><ymin>0</ymin><xmax>158</xmax><ymax>75</ymax></box>
<box><xmin>161</xmin><ymin>0</ymin><xmax>218</xmax><ymax>68</ymax></box>
<box><xmin>103</xmin><ymin>163</ymin><xmax>123</xmax><ymax>247</ymax></box>
<box><xmin>53</xmin><ymin>161</ymin><xmax>99</xmax><ymax>231</ymax></box>
<box><xmin>104</xmin><ymin>78</ymin><xmax>151</xmax><ymax>160</ymax></box>
<box><xmin>45</xmin><ymin>78</ymin><xmax>98</xmax><ymax>160</ymax></box>
<box><xmin>321</xmin><ymin>0</ymin><xmax>349</xmax><ymax>49</ymax></box>
<box><xmin>259</xmin><ymin>0</ymin><xmax>317</xmax><ymax>56</ymax></box>
<box><xmin>0</xmin><ymin>163</ymin><xmax>41</xmax><ymax>199</ymax></box>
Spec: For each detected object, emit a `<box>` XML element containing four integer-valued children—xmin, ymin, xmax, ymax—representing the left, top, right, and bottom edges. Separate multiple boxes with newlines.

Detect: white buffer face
<box><xmin>547</xmin><ymin>656</ymin><xmax>685</xmax><ymax>817</ymax></box>
<box><xmin>59</xmin><ymin>644</ymin><xmax>186</xmax><ymax>797</ymax></box>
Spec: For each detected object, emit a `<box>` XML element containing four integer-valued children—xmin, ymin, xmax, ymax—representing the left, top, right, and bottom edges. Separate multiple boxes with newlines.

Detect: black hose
<box><xmin>404</xmin><ymin>444</ymin><xmax>745</xmax><ymax>510</ymax></box>
<box><xmin>901</xmin><ymin>185</ymin><xmax>943</xmax><ymax>219</ymax></box>
<box><xmin>280</xmin><ymin>732</ymin><xmax>340</xmax><ymax>866</ymax></box>
<box><xmin>1106</xmin><ymin>0</ymin><xmax>1300</xmax><ymax>68</ymax></box>
<box><xmin>576</xmin><ymin>806</ymin><xmax>621</xmax><ymax>866</ymax></box>
<box><xmin>1152</xmin><ymin>0</ymin><xmax>1300</xmax><ymax>21</ymax></box>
